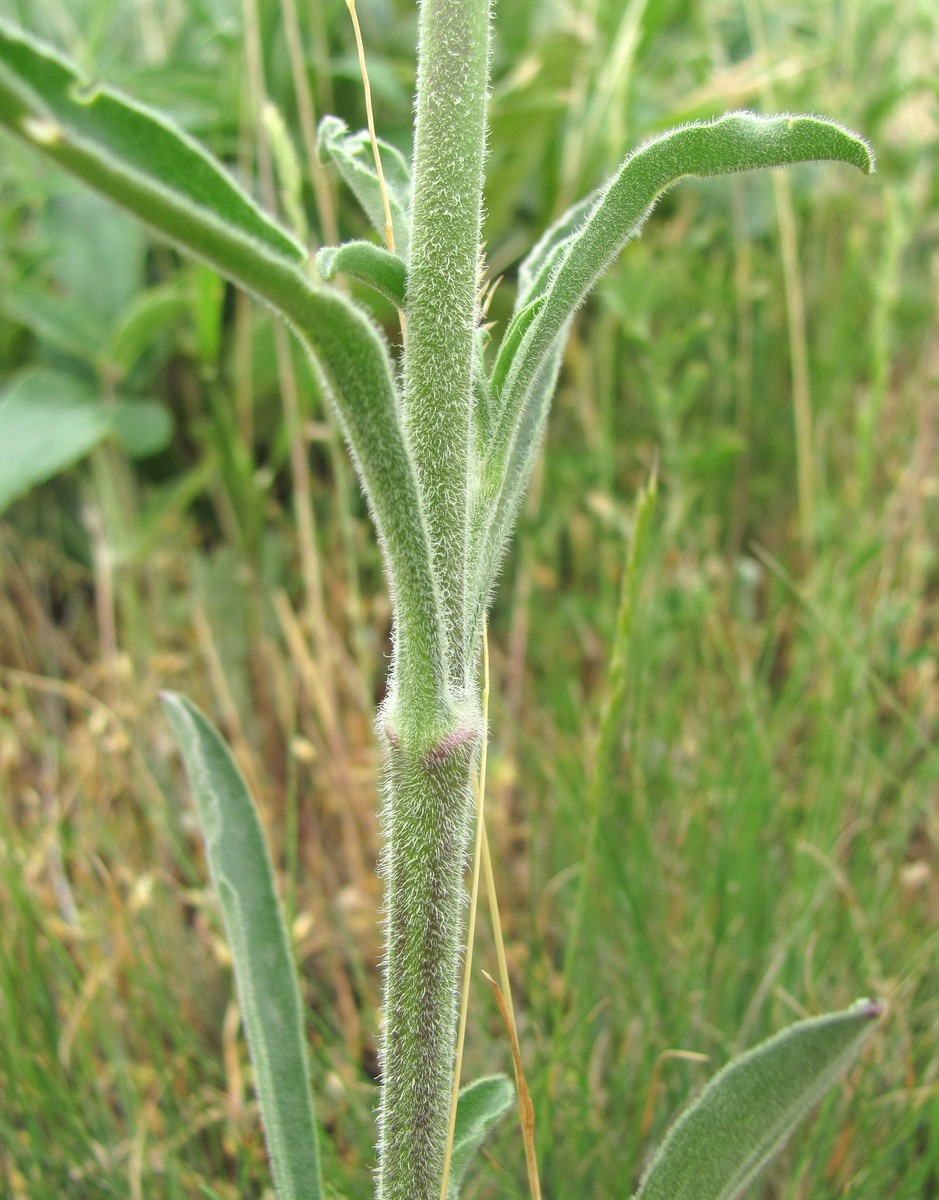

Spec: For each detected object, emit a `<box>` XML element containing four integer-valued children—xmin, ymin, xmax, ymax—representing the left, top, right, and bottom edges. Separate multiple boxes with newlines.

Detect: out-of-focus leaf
<box><xmin>107</xmin><ymin>284</ymin><xmax>191</xmax><ymax>375</ymax></box>
<box><xmin>0</xmin><ymin>369</ymin><xmax>108</xmax><ymax>511</ymax></box>
<box><xmin>0</xmin><ymin>368</ymin><xmax>174</xmax><ymax>513</ymax></box>
<box><xmin>110</xmin><ymin>397</ymin><xmax>173</xmax><ymax>458</ymax></box>
<box><xmin>634</xmin><ymin>999</ymin><xmax>884</xmax><ymax>1200</ymax></box>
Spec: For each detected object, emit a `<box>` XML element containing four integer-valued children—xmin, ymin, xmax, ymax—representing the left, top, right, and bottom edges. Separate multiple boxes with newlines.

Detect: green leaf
<box><xmin>633</xmin><ymin>999</ymin><xmax>884</xmax><ymax>1200</ymax></box>
<box><xmin>317</xmin><ymin>115</ymin><xmax>411</xmax><ymax>259</ymax></box>
<box><xmin>488</xmin><ymin>295</ymin><xmax>544</xmax><ymax>414</ymax></box>
<box><xmin>316</xmin><ymin>240</ymin><xmax>407</xmax><ymax>310</ymax></box>
<box><xmin>0</xmin><ymin>19</ymin><xmax>304</xmax><ymax>268</ymax></box>
<box><xmin>2</xmin><ymin>278</ymin><xmax>107</xmax><ymax>361</ymax></box>
<box><xmin>106</xmin><ymin>283</ymin><xmax>192</xmax><ymax>376</ymax></box>
<box><xmin>514</xmin><ymin>187</ymin><xmax>601</xmax><ymax>310</ymax></box>
<box><xmin>110</xmin><ymin>396</ymin><xmax>174</xmax><ymax>458</ymax></box>
<box><xmin>479</xmin><ymin>111</ymin><xmax>873</xmax><ymax>607</ymax></box>
<box><xmin>448</xmin><ymin>1075</ymin><xmax>515</xmax><ymax>1200</ymax></box>
<box><xmin>0</xmin><ymin>18</ymin><xmax>450</xmax><ymax>716</ymax></box>
<box><xmin>160</xmin><ymin>692</ymin><xmax>324</xmax><ymax>1200</ymax></box>
<box><xmin>0</xmin><ymin>369</ymin><xmax>109</xmax><ymax>511</ymax></box>
<box><xmin>499</xmin><ymin>113</ymin><xmax>872</xmax><ymax>452</ymax></box>
<box><xmin>0</xmin><ymin>368</ymin><xmax>172</xmax><ymax>511</ymax></box>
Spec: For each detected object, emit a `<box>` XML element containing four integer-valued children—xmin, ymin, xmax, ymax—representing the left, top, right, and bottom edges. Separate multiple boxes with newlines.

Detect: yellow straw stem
<box><xmin>345</xmin><ymin>0</ymin><xmax>396</xmax><ymax>254</ymax></box>
<box><xmin>439</xmin><ymin>620</ymin><xmax>491</xmax><ymax>1200</ymax></box>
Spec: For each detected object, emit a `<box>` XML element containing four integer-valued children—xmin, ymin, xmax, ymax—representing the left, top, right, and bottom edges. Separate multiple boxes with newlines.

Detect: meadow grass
<box><xmin>1</xmin><ymin>0</ymin><xmax>937</xmax><ymax>1196</ymax></box>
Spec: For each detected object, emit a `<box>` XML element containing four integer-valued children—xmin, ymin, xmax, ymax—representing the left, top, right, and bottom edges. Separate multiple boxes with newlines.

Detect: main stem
<box><xmin>402</xmin><ymin>0</ymin><xmax>491</xmax><ymax>687</ymax></box>
<box><xmin>379</xmin><ymin>2</ymin><xmax>492</xmax><ymax>1198</ymax></box>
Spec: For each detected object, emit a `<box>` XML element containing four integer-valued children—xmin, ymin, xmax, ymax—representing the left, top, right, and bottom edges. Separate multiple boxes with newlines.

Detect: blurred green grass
<box><xmin>1</xmin><ymin>0</ymin><xmax>937</xmax><ymax>1196</ymax></box>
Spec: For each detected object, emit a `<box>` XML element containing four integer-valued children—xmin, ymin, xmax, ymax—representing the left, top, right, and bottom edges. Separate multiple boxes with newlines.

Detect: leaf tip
<box><xmin>851</xmin><ymin>996</ymin><xmax>886</xmax><ymax>1021</ymax></box>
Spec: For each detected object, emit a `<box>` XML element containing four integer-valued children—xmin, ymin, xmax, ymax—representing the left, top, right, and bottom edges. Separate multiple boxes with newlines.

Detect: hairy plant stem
<box><xmin>402</xmin><ymin>0</ymin><xmax>491</xmax><ymax>687</ymax></box>
<box><xmin>378</xmin><ymin>1</ymin><xmax>492</xmax><ymax>1197</ymax></box>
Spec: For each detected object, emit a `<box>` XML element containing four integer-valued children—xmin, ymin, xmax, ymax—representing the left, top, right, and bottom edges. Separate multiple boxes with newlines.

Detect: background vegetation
<box><xmin>0</xmin><ymin>0</ymin><xmax>936</xmax><ymax>1196</ymax></box>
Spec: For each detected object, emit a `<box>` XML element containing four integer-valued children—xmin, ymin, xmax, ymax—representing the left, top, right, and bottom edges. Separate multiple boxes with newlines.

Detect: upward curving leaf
<box><xmin>513</xmin><ymin>187</ymin><xmax>602</xmax><ymax>312</ymax></box>
<box><xmin>160</xmin><ymin>692</ymin><xmax>323</xmax><ymax>1200</ymax></box>
<box><xmin>448</xmin><ymin>1075</ymin><xmax>515</xmax><ymax>1200</ymax></box>
<box><xmin>497</xmin><ymin>113</ymin><xmax>872</xmax><ymax>446</ymax></box>
<box><xmin>475</xmin><ymin>112</ymin><xmax>873</xmax><ymax>609</ymax></box>
<box><xmin>0</xmin><ymin>18</ymin><xmax>449</xmax><ymax>715</ymax></box>
<box><xmin>633</xmin><ymin>999</ymin><xmax>884</xmax><ymax>1200</ymax></box>
<box><xmin>317</xmin><ymin>115</ymin><xmax>412</xmax><ymax>259</ymax></box>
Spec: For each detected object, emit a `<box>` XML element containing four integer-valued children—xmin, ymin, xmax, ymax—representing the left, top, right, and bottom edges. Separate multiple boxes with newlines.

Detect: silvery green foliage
<box><xmin>634</xmin><ymin>1000</ymin><xmax>884</xmax><ymax>1200</ymax></box>
<box><xmin>0</xmin><ymin>10</ymin><xmax>879</xmax><ymax>1200</ymax></box>
<box><xmin>161</xmin><ymin>693</ymin><xmax>324</xmax><ymax>1200</ymax></box>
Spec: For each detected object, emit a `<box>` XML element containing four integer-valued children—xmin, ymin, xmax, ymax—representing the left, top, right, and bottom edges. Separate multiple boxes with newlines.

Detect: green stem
<box><xmin>377</xmin><ymin>720</ymin><xmax>480</xmax><ymax>1200</ymax></box>
<box><xmin>403</xmin><ymin>0</ymin><xmax>492</xmax><ymax>688</ymax></box>
<box><xmin>376</xmin><ymin>6</ymin><xmax>492</xmax><ymax>1195</ymax></box>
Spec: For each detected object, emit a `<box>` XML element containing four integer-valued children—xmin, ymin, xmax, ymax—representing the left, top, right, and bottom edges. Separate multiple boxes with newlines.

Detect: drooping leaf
<box><xmin>0</xmin><ymin>18</ymin><xmax>449</xmax><ymax>704</ymax></box>
<box><xmin>160</xmin><ymin>693</ymin><xmax>324</xmax><ymax>1200</ymax></box>
<box><xmin>633</xmin><ymin>999</ymin><xmax>884</xmax><ymax>1200</ymax></box>
<box><xmin>0</xmin><ymin>19</ymin><xmax>304</xmax><ymax>268</ymax></box>
<box><xmin>317</xmin><ymin>114</ymin><xmax>411</xmax><ymax>258</ymax></box>
<box><xmin>448</xmin><ymin>1075</ymin><xmax>515</xmax><ymax>1200</ymax></box>
<box><xmin>316</xmin><ymin>240</ymin><xmax>406</xmax><ymax>310</ymax></box>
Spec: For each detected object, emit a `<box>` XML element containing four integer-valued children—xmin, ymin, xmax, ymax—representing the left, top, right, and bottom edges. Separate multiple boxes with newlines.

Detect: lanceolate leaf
<box><xmin>316</xmin><ymin>241</ymin><xmax>407</xmax><ymax>310</ymax></box>
<box><xmin>317</xmin><ymin>115</ymin><xmax>412</xmax><ymax>259</ymax></box>
<box><xmin>514</xmin><ymin>187</ymin><xmax>601</xmax><ymax>311</ymax></box>
<box><xmin>0</xmin><ymin>18</ymin><xmax>449</xmax><ymax>712</ymax></box>
<box><xmin>160</xmin><ymin>692</ymin><xmax>323</xmax><ymax>1200</ymax></box>
<box><xmin>448</xmin><ymin>1075</ymin><xmax>515</xmax><ymax>1200</ymax></box>
<box><xmin>0</xmin><ymin>18</ymin><xmax>303</xmax><ymax>269</ymax></box>
<box><xmin>633</xmin><ymin>999</ymin><xmax>884</xmax><ymax>1200</ymax></box>
<box><xmin>499</xmin><ymin>113</ymin><xmax>873</xmax><ymax>455</ymax></box>
<box><xmin>478</xmin><ymin>112</ymin><xmax>873</xmax><ymax>607</ymax></box>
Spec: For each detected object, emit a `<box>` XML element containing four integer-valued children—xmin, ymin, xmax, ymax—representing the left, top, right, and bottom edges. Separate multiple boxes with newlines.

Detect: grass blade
<box><xmin>161</xmin><ymin>692</ymin><xmax>323</xmax><ymax>1200</ymax></box>
<box><xmin>634</xmin><ymin>999</ymin><xmax>884</xmax><ymax>1200</ymax></box>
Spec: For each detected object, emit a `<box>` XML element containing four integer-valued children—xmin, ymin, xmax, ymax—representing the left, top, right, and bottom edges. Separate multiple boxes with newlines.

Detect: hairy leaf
<box><xmin>0</xmin><ymin>18</ymin><xmax>449</xmax><ymax>716</ymax></box>
<box><xmin>634</xmin><ymin>999</ymin><xmax>884</xmax><ymax>1200</ymax></box>
<box><xmin>479</xmin><ymin>112</ymin><xmax>873</xmax><ymax>609</ymax></box>
<box><xmin>0</xmin><ymin>18</ymin><xmax>303</xmax><ymax>268</ymax></box>
<box><xmin>514</xmin><ymin>187</ymin><xmax>601</xmax><ymax>310</ymax></box>
<box><xmin>317</xmin><ymin>115</ymin><xmax>411</xmax><ymax>258</ymax></box>
<box><xmin>499</xmin><ymin>113</ymin><xmax>872</xmax><ymax>454</ymax></box>
<box><xmin>161</xmin><ymin>693</ymin><xmax>323</xmax><ymax>1200</ymax></box>
<box><xmin>448</xmin><ymin>1075</ymin><xmax>515</xmax><ymax>1199</ymax></box>
<box><xmin>316</xmin><ymin>240</ymin><xmax>407</xmax><ymax>310</ymax></box>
